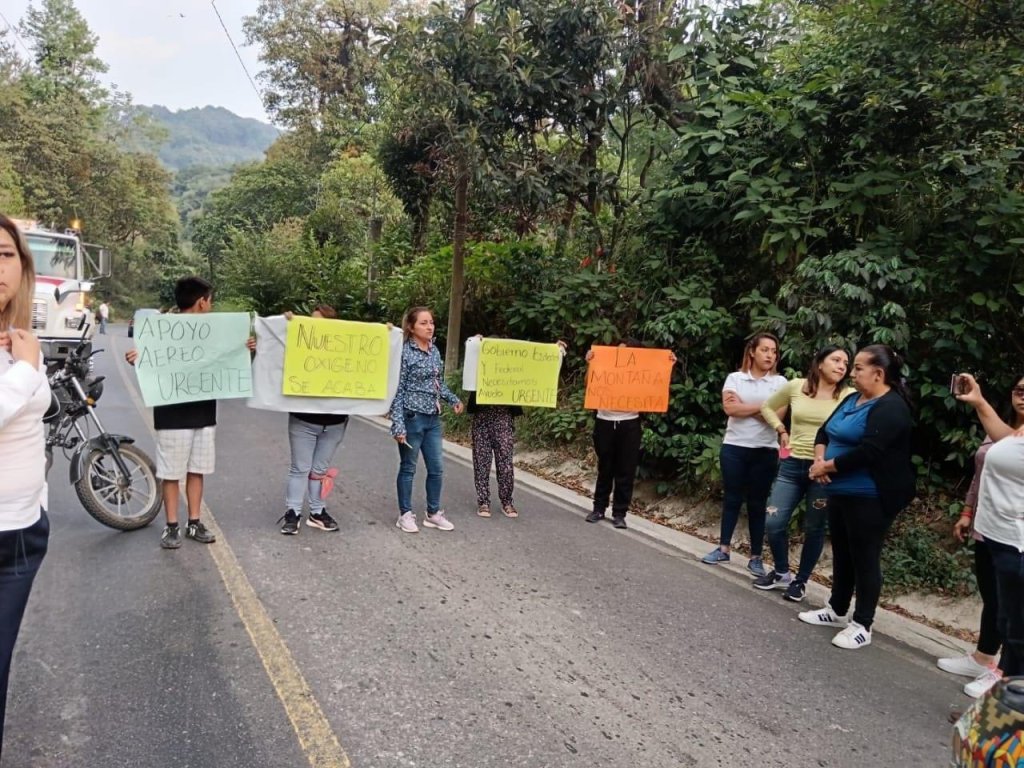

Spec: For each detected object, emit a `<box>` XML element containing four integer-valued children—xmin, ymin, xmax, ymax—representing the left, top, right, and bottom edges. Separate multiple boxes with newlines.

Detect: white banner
<box><xmin>462</xmin><ymin>336</ymin><xmax>481</xmax><ymax>391</ymax></box>
<box><xmin>247</xmin><ymin>315</ymin><xmax>403</xmax><ymax>415</ymax></box>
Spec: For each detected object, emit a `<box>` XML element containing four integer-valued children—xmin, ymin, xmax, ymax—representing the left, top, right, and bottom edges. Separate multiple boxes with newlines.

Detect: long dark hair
<box><xmin>859</xmin><ymin>344</ymin><xmax>912</xmax><ymax>404</ymax></box>
<box><xmin>802</xmin><ymin>345</ymin><xmax>850</xmax><ymax>399</ymax></box>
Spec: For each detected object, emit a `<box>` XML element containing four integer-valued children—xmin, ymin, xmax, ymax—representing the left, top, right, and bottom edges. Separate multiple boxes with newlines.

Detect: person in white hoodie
<box><xmin>0</xmin><ymin>213</ymin><xmax>50</xmax><ymax>760</ymax></box>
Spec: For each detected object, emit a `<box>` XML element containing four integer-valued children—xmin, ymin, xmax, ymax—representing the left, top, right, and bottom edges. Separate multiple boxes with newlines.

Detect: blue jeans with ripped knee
<box><xmin>764</xmin><ymin>457</ymin><xmax>829</xmax><ymax>583</ymax></box>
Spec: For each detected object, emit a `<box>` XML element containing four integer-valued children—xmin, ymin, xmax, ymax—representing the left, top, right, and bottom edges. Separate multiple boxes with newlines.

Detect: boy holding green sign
<box><xmin>126</xmin><ymin>276</ymin><xmax>225</xmax><ymax>549</ymax></box>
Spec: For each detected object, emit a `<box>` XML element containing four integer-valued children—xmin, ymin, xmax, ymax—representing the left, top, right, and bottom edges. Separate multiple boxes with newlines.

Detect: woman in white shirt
<box><xmin>702</xmin><ymin>333</ymin><xmax>786</xmax><ymax>576</ymax></box>
<box><xmin>0</xmin><ymin>214</ymin><xmax>51</xmax><ymax>760</ymax></box>
<box><xmin>956</xmin><ymin>372</ymin><xmax>1024</xmax><ymax>691</ymax></box>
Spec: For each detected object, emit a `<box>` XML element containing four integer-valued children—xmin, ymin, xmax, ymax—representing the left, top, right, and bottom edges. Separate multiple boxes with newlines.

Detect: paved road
<box><xmin>7</xmin><ymin>326</ymin><xmax>960</xmax><ymax>767</ymax></box>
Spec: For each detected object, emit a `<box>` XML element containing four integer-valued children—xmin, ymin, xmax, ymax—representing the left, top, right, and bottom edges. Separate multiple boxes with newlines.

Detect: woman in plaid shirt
<box><xmin>390</xmin><ymin>307</ymin><xmax>463</xmax><ymax>533</ymax></box>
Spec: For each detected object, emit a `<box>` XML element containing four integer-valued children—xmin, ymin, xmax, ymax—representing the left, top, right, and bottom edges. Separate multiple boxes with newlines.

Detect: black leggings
<box><xmin>827</xmin><ymin>495</ymin><xmax>892</xmax><ymax>630</ymax></box>
<box><xmin>0</xmin><ymin>511</ymin><xmax>49</xmax><ymax>760</ymax></box>
<box><xmin>975</xmin><ymin>540</ymin><xmax>1001</xmax><ymax>657</ymax></box>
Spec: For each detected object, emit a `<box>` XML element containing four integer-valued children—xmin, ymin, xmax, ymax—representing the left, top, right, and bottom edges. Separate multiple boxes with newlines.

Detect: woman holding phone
<box><xmin>753</xmin><ymin>346</ymin><xmax>854</xmax><ymax>602</ymax></box>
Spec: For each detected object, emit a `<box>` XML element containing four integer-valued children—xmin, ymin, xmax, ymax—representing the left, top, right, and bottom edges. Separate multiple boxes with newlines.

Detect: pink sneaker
<box><xmin>423</xmin><ymin>511</ymin><xmax>454</xmax><ymax>531</ymax></box>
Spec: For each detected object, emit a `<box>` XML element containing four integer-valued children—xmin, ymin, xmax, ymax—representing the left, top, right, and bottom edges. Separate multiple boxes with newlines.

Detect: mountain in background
<box><xmin>137</xmin><ymin>105</ymin><xmax>279</xmax><ymax>171</ymax></box>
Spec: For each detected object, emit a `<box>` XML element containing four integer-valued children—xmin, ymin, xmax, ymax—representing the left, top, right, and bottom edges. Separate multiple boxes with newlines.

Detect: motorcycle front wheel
<box><xmin>75</xmin><ymin>443</ymin><xmax>162</xmax><ymax>530</ymax></box>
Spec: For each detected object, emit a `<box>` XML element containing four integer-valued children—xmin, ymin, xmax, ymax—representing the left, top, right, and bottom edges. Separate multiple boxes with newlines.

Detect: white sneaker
<box><xmin>937</xmin><ymin>653</ymin><xmax>993</xmax><ymax>679</ymax></box>
<box><xmin>964</xmin><ymin>669</ymin><xmax>1002</xmax><ymax>699</ymax></box>
<box><xmin>798</xmin><ymin>605</ymin><xmax>849</xmax><ymax>627</ymax></box>
<box><xmin>396</xmin><ymin>511</ymin><xmax>419</xmax><ymax>533</ymax></box>
<box><xmin>422</xmin><ymin>510</ymin><xmax>454</xmax><ymax>531</ymax></box>
<box><xmin>832</xmin><ymin>621</ymin><xmax>872</xmax><ymax>650</ymax></box>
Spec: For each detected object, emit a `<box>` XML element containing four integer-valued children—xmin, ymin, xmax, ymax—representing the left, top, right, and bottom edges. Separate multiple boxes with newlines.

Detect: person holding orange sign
<box><xmin>584</xmin><ymin>340</ymin><xmax>676</xmax><ymax>530</ymax></box>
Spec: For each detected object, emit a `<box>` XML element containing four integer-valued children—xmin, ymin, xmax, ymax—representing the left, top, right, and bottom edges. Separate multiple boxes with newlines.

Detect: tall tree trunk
<box><xmin>445</xmin><ymin>164</ymin><xmax>468</xmax><ymax>373</ymax></box>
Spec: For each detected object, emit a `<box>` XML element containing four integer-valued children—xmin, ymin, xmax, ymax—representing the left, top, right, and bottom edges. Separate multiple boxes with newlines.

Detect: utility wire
<box><xmin>0</xmin><ymin>9</ymin><xmax>32</xmax><ymax>58</ymax></box>
<box><xmin>209</xmin><ymin>0</ymin><xmax>262</xmax><ymax>101</ymax></box>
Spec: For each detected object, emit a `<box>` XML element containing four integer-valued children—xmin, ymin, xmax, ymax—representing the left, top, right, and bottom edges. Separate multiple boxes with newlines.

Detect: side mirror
<box><xmin>84</xmin><ymin>245</ymin><xmax>111</xmax><ymax>280</ymax></box>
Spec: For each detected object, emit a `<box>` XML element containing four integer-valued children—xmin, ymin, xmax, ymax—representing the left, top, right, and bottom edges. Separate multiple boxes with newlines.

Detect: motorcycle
<box><xmin>44</xmin><ymin>327</ymin><xmax>161</xmax><ymax>531</ymax></box>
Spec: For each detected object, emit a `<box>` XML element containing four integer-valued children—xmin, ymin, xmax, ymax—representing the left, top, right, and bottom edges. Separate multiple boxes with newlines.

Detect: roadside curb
<box><xmin>364</xmin><ymin>415</ymin><xmax>971</xmax><ymax>663</ymax></box>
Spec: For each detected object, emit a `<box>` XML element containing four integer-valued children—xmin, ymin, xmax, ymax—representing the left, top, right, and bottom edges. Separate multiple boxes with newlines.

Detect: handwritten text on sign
<box><xmin>133</xmin><ymin>312</ymin><xmax>253</xmax><ymax>407</ymax></box>
<box><xmin>476</xmin><ymin>339</ymin><xmax>562</xmax><ymax>408</ymax></box>
<box><xmin>584</xmin><ymin>346</ymin><xmax>674</xmax><ymax>413</ymax></box>
<box><xmin>283</xmin><ymin>317</ymin><xmax>389</xmax><ymax>398</ymax></box>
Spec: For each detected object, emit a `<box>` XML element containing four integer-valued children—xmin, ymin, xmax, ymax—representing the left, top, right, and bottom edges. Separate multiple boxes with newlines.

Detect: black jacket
<box><xmin>815</xmin><ymin>389</ymin><xmax>916</xmax><ymax>519</ymax></box>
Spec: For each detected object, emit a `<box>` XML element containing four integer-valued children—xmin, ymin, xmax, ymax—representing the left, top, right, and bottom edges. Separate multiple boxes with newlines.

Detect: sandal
<box><xmin>477</xmin><ymin>504</ymin><xmax>491</xmax><ymax>517</ymax></box>
<box><xmin>502</xmin><ymin>505</ymin><xmax>519</xmax><ymax>518</ymax></box>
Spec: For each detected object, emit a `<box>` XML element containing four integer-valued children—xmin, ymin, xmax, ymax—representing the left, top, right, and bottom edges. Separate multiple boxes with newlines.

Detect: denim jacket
<box><xmin>389</xmin><ymin>339</ymin><xmax>461</xmax><ymax>437</ymax></box>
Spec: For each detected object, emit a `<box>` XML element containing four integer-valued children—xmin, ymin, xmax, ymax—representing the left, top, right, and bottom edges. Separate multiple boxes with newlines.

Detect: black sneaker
<box><xmin>753</xmin><ymin>570</ymin><xmax>793</xmax><ymax>591</ymax></box>
<box><xmin>160</xmin><ymin>525</ymin><xmax>182</xmax><ymax>549</ymax></box>
<box><xmin>278</xmin><ymin>510</ymin><xmax>301</xmax><ymax>535</ymax></box>
<box><xmin>612</xmin><ymin>516</ymin><xmax>628</xmax><ymax>530</ymax></box>
<box><xmin>307</xmin><ymin>510</ymin><xmax>339</xmax><ymax>532</ymax></box>
<box><xmin>185</xmin><ymin>519</ymin><xmax>216</xmax><ymax>544</ymax></box>
<box><xmin>586</xmin><ymin>511</ymin><xmax>605</xmax><ymax>523</ymax></box>
<box><xmin>783</xmin><ymin>579</ymin><xmax>807</xmax><ymax>602</ymax></box>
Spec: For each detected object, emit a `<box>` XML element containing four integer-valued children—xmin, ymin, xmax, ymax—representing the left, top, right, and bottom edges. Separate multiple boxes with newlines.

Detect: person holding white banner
<box><xmin>390</xmin><ymin>307</ymin><xmax>463</xmax><ymax>533</ymax></box>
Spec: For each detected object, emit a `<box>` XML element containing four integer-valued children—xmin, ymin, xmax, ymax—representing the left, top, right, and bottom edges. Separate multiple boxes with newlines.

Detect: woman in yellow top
<box><xmin>752</xmin><ymin>345</ymin><xmax>854</xmax><ymax>602</ymax></box>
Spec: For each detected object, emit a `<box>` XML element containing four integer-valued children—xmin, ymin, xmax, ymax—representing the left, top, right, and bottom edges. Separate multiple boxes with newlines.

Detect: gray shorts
<box><xmin>155</xmin><ymin>427</ymin><xmax>216</xmax><ymax>480</ymax></box>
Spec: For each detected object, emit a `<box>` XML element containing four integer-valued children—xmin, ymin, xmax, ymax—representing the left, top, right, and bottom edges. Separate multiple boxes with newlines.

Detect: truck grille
<box><xmin>31</xmin><ymin>300</ymin><xmax>47</xmax><ymax>331</ymax></box>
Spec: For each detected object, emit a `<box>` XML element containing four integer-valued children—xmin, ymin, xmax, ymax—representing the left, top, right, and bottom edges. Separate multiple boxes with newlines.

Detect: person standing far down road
<box><xmin>271</xmin><ymin>306</ymin><xmax>348</xmax><ymax>536</ymax></box>
<box><xmin>702</xmin><ymin>333</ymin><xmax>787</xmax><ymax>575</ymax></box>
<box><xmin>936</xmin><ymin>375</ymin><xmax>1024</xmax><ymax>698</ymax></box>
<box><xmin>952</xmin><ymin>372</ymin><xmax>1024</xmax><ymax>693</ymax></box>
<box><xmin>753</xmin><ymin>346</ymin><xmax>854</xmax><ymax>602</ymax></box>
<box><xmin>125</xmin><ymin>276</ymin><xmax>224</xmax><ymax>549</ymax></box>
<box><xmin>799</xmin><ymin>344</ymin><xmax>915</xmax><ymax>650</ymax></box>
<box><xmin>0</xmin><ymin>213</ymin><xmax>51</xmax><ymax>761</ymax></box>
<box><xmin>98</xmin><ymin>300</ymin><xmax>109</xmax><ymax>334</ymax></box>
<box><xmin>389</xmin><ymin>307</ymin><xmax>463</xmax><ymax>534</ymax></box>
<box><xmin>585</xmin><ymin>340</ymin><xmax>677</xmax><ymax>530</ymax></box>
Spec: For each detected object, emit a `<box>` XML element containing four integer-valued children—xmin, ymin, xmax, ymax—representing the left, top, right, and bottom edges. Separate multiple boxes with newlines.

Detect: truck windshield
<box><xmin>26</xmin><ymin>234</ymin><xmax>78</xmax><ymax>279</ymax></box>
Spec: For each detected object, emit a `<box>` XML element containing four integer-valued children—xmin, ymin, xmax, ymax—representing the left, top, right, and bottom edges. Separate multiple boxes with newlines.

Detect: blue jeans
<box><xmin>396</xmin><ymin>411</ymin><xmax>444</xmax><ymax>514</ymax></box>
<box><xmin>286</xmin><ymin>415</ymin><xmax>347</xmax><ymax>514</ymax></box>
<box><xmin>0</xmin><ymin>511</ymin><xmax>48</xmax><ymax>760</ymax></box>
<box><xmin>719</xmin><ymin>443</ymin><xmax>777</xmax><ymax>555</ymax></box>
<box><xmin>764</xmin><ymin>457</ymin><xmax>829</xmax><ymax>582</ymax></box>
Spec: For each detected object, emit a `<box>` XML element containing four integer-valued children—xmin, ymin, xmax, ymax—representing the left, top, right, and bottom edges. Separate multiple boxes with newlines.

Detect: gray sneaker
<box><xmin>753</xmin><ymin>570</ymin><xmax>793</xmax><ymax>591</ymax></box>
<box><xmin>160</xmin><ymin>525</ymin><xmax>182</xmax><ymax>549</ymax></box>
<box><xmin>396</xmin><ymin>511</ymin><xmax>419</xmax><ymax>533</ymax></box>
<box><xmin>423</xmin><ymin>510</ymin><xmax>454</xmax><ymax>531</ymax></box>
<box><xmin>185</xmin><ymin>519</ymin><xmax>216</xmax><ymax>544</ymax></box>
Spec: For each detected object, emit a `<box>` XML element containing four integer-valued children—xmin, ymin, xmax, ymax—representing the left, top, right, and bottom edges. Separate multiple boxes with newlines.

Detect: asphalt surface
<box><xmin>6</xmin><ymin>324</ymin><xmax>961</xmax><ymax>767</ymax></box>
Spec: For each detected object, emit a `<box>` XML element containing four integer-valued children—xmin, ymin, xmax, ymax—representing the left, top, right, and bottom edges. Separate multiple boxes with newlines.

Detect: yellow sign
<box><xmin>476</xmin><ymin>339</ymin><xmax>562</xmax><ymax>408</ymax></box>
<box><xmin>283</xmin><ymin>317</ymin><xmax>389</xmax><ymax>399</ymax></box>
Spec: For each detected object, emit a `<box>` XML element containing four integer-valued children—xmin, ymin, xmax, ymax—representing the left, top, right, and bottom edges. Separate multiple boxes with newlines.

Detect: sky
<box><xmin>1</xmin><ymin>0</ymin><xmax>271</xmax><ymax>122</ymax></box>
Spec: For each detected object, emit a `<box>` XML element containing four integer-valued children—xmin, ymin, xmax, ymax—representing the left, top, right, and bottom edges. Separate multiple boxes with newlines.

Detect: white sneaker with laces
<box><xmin>423</xmin><ymin>510</ymin><xmax>454</xmax><ymax>531</ymax></box>
<box><xmin>798</xmin><ymin>605</ymin><xmax>850</xmax><ymax>627</ymax></box>
<box><xmin>832</xmin><ymin>621</ymin><xmax>872</xmax><ymax>649</ymax></box>
<box><xmin>937</xmin><ymin>653</ymin><xmax>993</xmax><ymax>678</ymax></box>
<box><xmin>396</xmin><ymin>511</ymin><xmax>419</xmax><ymax>533</ymax></box>
<box><xmin>964</xmin><ymin>669</ymin><xmax>1002</xmax><ymax>699</ymax></box>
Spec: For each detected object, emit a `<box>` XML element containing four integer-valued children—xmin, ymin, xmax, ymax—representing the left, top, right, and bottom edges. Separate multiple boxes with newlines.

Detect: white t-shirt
<box><xmin>0</xmin><ymin>350</ymin><xmax>50</xmax><ymax>530</ymax></box>
<box><xmin>99</xmin><ymin>302</ymin><xmax>109</xmax><ymax>319</ymax></box>
<box><xmin>597</xmin><ymin>410</ymin><xmax>640</xmax><ymax>422</ymax></box>
<box><xmin>722</xmin><ymin>370</ymin><xmax>787</xmax><ymax>448</ymax></box>
<box><xmin>975</xmin><ymin>437</ymin><xmax>1024</xmax><ymax>551</ymax></box>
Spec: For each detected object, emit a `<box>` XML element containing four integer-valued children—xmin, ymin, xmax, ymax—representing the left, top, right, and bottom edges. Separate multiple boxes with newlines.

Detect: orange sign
<box><xmin>584</xmin><ymin>346</ymin><xmax>674</xmax><ymax>413</ymax></box>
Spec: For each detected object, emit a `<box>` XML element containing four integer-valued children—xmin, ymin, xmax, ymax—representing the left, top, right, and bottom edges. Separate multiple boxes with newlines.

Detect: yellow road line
<box><xmin>110</xmin><ymin>332</ymin><xmax>351</xmax><ymax>767</ymax></box>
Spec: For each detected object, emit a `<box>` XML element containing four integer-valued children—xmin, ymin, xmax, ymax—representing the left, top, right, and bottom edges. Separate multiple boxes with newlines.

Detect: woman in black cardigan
<box><xmin>798</xmin><ymin>344</ymin><xmax>916</xmax><ymax>650</ymax></box>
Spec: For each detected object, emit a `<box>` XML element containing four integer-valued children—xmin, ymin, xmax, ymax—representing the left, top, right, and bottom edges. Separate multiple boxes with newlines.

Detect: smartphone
<box><xmin>949</xmin><ymin>374</ymin><xmax>969</xmax><ymax>395</ymax></box>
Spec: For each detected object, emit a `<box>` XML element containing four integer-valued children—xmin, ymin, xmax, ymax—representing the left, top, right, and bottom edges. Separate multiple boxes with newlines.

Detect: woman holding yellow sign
<box><xmin>390</xmin><ymin>307</ymin><xmax>463</xmax><ymax>534</ymax></box>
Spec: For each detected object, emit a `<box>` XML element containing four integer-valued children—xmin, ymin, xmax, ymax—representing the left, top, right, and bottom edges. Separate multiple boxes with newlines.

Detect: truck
<box><xmin>14</xmin><ymin>219</ymin><xmax>111</xmax><ymax>361</ymax></box>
